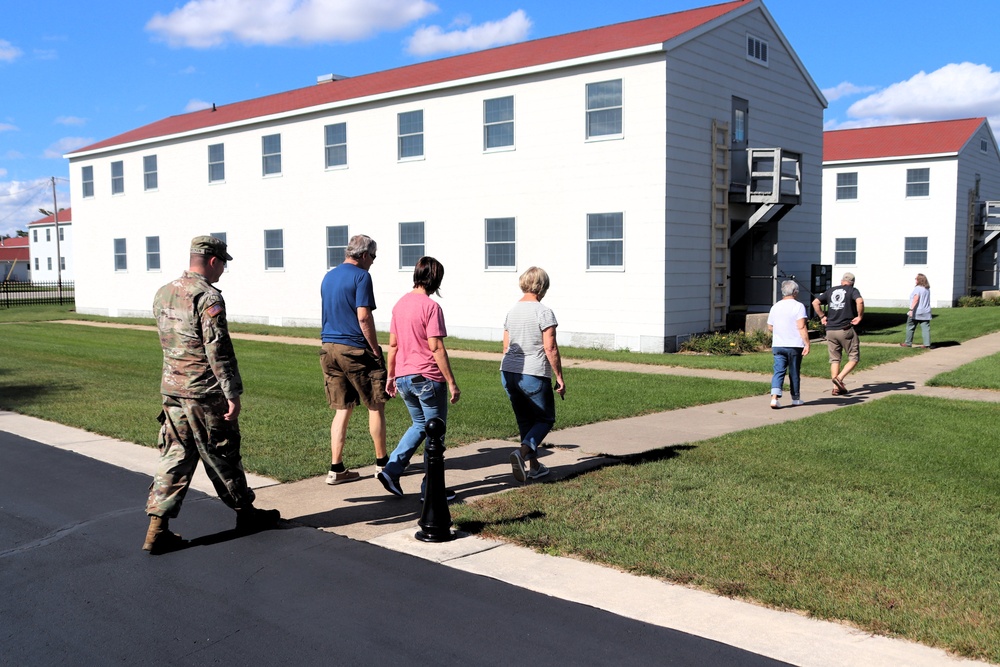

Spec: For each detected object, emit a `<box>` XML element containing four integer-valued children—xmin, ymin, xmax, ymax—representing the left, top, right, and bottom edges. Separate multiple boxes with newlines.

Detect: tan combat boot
<box><xmin>142</xmin><ymin>515</ymin><xmax>185</xmax><ymax>554</ymax></box>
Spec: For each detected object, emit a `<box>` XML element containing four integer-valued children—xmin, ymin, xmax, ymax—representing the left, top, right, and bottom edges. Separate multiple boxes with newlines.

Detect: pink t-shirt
<box><xmin>389</xmin><ymin>291</ymin><xmax>448</xmax><ymax>381</ymax></box>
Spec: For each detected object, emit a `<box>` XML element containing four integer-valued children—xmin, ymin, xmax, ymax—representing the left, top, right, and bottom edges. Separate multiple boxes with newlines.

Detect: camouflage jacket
<box><xmin>153</xmin><ymin>270</ymin><xmax>243</xmax><ymax>399</ymax></box>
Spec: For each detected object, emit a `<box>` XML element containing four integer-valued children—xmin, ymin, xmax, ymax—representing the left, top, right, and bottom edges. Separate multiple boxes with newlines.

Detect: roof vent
<box><xmin>317</xmin><ymin>73</ymin><xmax>349</xmax><ymax>84</ymax></box>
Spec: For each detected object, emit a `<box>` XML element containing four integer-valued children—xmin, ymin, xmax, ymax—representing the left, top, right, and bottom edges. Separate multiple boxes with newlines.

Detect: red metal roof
<box><xmin>72</xmin><ymin>0</ymin><xmax>752</xmax><ymax>154</ymax></box>
<box><xmin>0</xmin><ymin>236</ymin><xmax>29</xmax><ymax>248</ymax></box>
<box><xmin>28</xmin><ymin>208</ymin><xmax>72</xmax><ymax>225</ymax></box>
<box><xmin>824</xmin><ymin>118</ymin><xmax>986</xmax><ymax>162</ymax></box>
<box><xmin>0</xmin><ymin>246</ymin><xmax>30</xmax><ymax>261</ymax></box>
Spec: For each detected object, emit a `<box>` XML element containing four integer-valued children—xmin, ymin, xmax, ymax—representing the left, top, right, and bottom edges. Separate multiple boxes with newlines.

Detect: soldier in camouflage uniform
<box><xmin>143</xmin><ymin>235</ymin><xmax>279</xmax><ymax>554</ymax></box>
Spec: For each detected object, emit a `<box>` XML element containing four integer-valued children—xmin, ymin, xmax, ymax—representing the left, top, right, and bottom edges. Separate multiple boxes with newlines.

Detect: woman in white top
<box><xmin>766</xmin><ymin>280</ymin><xmax>810</xmax><ymax>409</ymax></box>
<box><xmin>500</xmin><ymin>267</ymin><xmax>566</xmax><ymax>483</ymax></box>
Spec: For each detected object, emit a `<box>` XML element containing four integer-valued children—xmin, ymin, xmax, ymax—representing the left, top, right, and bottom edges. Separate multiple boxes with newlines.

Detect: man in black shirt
<box><xmin>812</xmin><ymin>272</ymin><xmax>864</xmax><ymax>395</ymax></box>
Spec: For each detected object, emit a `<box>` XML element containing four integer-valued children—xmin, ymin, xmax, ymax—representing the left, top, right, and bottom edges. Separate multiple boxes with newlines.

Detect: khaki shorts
<box><xmin>319</xmin><ymin>343</ymin><xmax>388</xmax><ymax>410</ymax></box>
<box><xmin>826</xmin><ymin>327</ymin><xmax>860</xmax><ymax>364</ymax></box>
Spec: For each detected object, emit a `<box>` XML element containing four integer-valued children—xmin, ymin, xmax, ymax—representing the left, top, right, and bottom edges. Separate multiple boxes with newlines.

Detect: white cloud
<box><xmin>55</xmin><ymin>116</ymin><xmax>87</xmax><ymax>126</ymax></box>
<box><xmin>0</xmin><ymin>168</ymin><xmax>6</xmax><ymax>178</ymax></box>
<box><xmin>43</xmin><ymin>137</ymin><xmax>94</xmax><ymax>159</ymax></box>
<box><xmin>147</xmin><ymin>0</ymin><xmax>438</xmax><ymax>48</ymax></box>
<box><xmin>840</xmin><ymin>63</ymin><xmax>1000</xmax><ymax>130</ymax></box>
<box><xmin>185</xmin><ymin>99</ymin><xmax>213</xmax><ymax>112</ymax></box>
<box><xmin>0</xmin><ymin>123</ymin><xmax>17</xmax><ymax>132</ymax></box>
<box><xmin>406</xmin><ymin>10</ymin><xmax>531</xmax><ymax>56</ymax></box>
<box><xmin>0</xmin><ymin>178</ymin><xmax>52</xmax><ymax>237</ymax></box>
<box><xmin>0</xmin><ymin>39</ymin><xmax>22</xmax><ymax>62</ymax></box>
<box><xmin>821</xmin><ymin>81</ymin><xmax>876</xmax><ymax>103</ymax></box>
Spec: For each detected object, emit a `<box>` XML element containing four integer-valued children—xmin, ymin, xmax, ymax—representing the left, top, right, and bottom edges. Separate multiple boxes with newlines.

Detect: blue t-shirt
<box><xmin>320</xmin><ymin>263</ymin><xmax>376</xmax><ymax>346</ymax></box>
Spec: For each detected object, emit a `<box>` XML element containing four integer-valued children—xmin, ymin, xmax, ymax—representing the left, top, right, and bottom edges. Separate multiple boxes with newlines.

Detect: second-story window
<box><xmin>111</xmin><ymin>160</ymin><xmax>124</xmax><ymax>195</ymax></box>
<box><xmin>208</xmin><ymin>144</ymin><xmax>225</xmax><ymax>183</ymax></box>
<box><xmin>143</xmin><ymin>155</ymin><xmax>158</xmax><ymax>191</ymax></box>
<box><xmin>398</xmin><ymin>110</ymin><xmax>424</xmax><ymax>160</ymax></box>
<box><xmin>262</xmin><ymin>134</ymin><xmax>282</xmax><ymax>176</ymax></box>
<box><xmin>906</xmin><ymin>168</ymin><xmax>930</xmax><ymax>197</ymax></box>
<box><xmin>586</xmin><ymin>80</ymin><xmax>622</xmax><ymax>139</ymax></box>
<box><xmin>484</xmin><ymin>96</ymin><xmax>514</xmax><ymax>150</ymax></box>
<box><xmin>82</xmin><ymin>165</ymin><xmax>94</xmax><ymax>198</ymax></box>
<box><xmin>325</xmin><ymin>123</ymin><xmax>347</xmax><ymax>168</ymax></box>
<box><xmin>836</xmin><ymin>172</ymin><xmax>857</xmax><ymax>200</ymax></box>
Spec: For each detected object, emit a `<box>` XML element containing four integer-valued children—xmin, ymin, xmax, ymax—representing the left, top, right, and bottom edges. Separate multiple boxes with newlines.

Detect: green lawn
<box><xmin>453</xmin><ymin>395</ymin><xmax>1000</xmax><ymax>663</ymax></box>
<box><xmin>0</xmin><ymin>322</ymin><xmax>765</xmax><ymax>481</ymax></box>
<box><xmin>928</xmin><ymin>351</ymin><xmax>1000</xmax><ymax>391</ymax></box>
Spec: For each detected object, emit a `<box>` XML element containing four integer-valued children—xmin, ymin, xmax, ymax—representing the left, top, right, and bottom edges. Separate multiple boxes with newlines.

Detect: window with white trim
<box><xmin>60</xmin><ymin>256</ymin><xmax>65</xmax><ymax>270</ymax></box>
<box><xmin>904</xmin><ymin>237</ymin><xmax>928</xmax><ymax>265</ymax></box>
<box><xmin>398</xmin><ymin>111</ymin><xmax>424</xmax><ymax>159</ymax></box>
<box><xmin>32</xmin><ymin>229</ymin><xmax>37</xmax><ymax>242</ymax></box>
<box><xmin>111</xmin><ymin>160</ymin><xmax>124</xmax><ymax>195</ymax></box>
<box><xmin>262</xmin><ymin>134</ymin><xmax>282</xmax><ymax>176</ymax></box>
<box><xmin>143</xmin><ymin>155</ymin><xmax>158</xmax><ymax>191</ymax></box>
<box><xmin>836</xmin><ymin>172</ymin><xmax>857</xmax><ymax>200</ymax></box>
<box><xmin>747</xmin><ymin>34</ymin><xmax>768</xmax><ymax>64</ymax></box>
<box><xmin>399</xmin><ymin>222</ymin><xmax>424</xmax><ymax>268</ymax></box>
<box><xmin>485</xmin><ymin>218</ymin><xmax>515</xmax><ymax>269</ymax></box>
<box><xmin>208</xmin><ymin>144</ymin><xmax>225</xmax><ymax>182</ymax></box>
<box><xmin>47</xmin><ymin>257</ymin><xmax>52</xmax><ymax>270</ymax></box>
<box><xmin>46</xmin><ymin>229</ymin><xmax>50</xmax><ymax>242</ymax></box>
<box><xmin>484</xmin><ymin>97</ymin><xmax>514</xmax><ymax>150</ymax></box>
<box><xmin>264</xmin><ymin>229</ymin><xmax>284</xmax><ymax>270</ymax></box>
<box><xmin>586</xmin><ymin>80</ymin><xmax>622</xmax><ymax>139</ymax></box>
<box><xmin>59</xmin><ymin>227</ymin><xmax>64</xmax><ymax>241</ymax></box>
<box><xmin>114</xmin><ymin>238</ymin><xmax>127</xmax><ymax>271</ymax></box>
<box><xmin>146</xmin><ymin>236</ymin><xmax>161</xmax><ymax>271</ymax></box>
<box><xmin>327</xmin><ymin>225</ymin><xmax>348</xmax><ymax>269</ymax></box>
<box><xmin>906</xmin><ymin>168</ymin><xmax>929</xmax><ymax>197</ymax></box>
<box><xmin>82</xmin><ymin>165</ymin><xmax>94</xmax><ymax>198</ymax></box>
<box><xmin>981</xmin><ymin>139</ymin><xmax>989</xmax><ymax>153</ymax></box>
<box><xmin>34</xmin><ymin>258</ymin><xmax>39</xmax><ymax>270</ymax></box>
<box><xmin>587</xmin><ymin>212</ymin><xmax>624</xmax><ymax>269</ymax></box>
<box><xmin>325</xmin><ymin>122</ymin><xmax>347</xmax><ymax>168</ymax></box>
<box><xmin>835</xmin><ymin>238</ymin><xmax>856</xmax><ymax>264</ymax></box>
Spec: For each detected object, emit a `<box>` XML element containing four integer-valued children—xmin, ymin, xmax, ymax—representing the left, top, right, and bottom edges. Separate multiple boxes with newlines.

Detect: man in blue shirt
<box><xmin>319</xmin><ymin>234</ymin><xmax>389</xmax><ymax>483</ymax></box>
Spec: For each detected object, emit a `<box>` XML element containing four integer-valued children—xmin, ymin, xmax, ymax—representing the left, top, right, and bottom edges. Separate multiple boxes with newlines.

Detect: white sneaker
<box><xmin>791</xmin><ymin>399</ymin><xmax>804</xmax><ymax>406</ymax></box>
<box><xmin>770</xmin><ymin>396</ymin><xmax>780</xmax><ymax>409</ymax></box>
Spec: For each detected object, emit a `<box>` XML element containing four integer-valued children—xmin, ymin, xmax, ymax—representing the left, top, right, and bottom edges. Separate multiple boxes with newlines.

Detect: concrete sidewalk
<box><xmin>10</xmin><ymin>321</ymin><xmax>1000</xmax><ymax>665</ymax></box>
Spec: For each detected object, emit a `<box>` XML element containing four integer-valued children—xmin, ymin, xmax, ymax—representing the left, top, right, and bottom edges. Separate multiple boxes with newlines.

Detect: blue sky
<box><xmin>2</xmin><ymin>0</ymin><xmax>999</xmax><ymax>236</ymax></box>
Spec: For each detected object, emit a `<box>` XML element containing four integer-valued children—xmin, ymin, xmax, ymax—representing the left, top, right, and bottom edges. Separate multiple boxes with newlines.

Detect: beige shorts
<box><xmin>826</xmin><ymin>327</ymin><xmax>860</xmax><ymax>364</ymax></box>
<box><xmin>319</xmin><ymin>343</ymin><xmax>388</xmax><ymax>410</ymax></box>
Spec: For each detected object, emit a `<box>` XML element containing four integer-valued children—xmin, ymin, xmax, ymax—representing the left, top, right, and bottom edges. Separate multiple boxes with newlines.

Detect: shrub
<box><xmin>957</xmin><ymin>295</ymin><xmax>1000</xmax><ymax>307</ymax></box>
<box><xmin>680</xmin><ymin>329</ymin><xmax>771</xmax><ymax>355</ymax></box>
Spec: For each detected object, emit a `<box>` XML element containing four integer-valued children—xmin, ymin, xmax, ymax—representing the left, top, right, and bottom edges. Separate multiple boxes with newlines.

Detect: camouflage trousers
<box><xmin>145</xmin><ymin>393</ymin><xmax>255</xmax><ymax>518</ymax></box>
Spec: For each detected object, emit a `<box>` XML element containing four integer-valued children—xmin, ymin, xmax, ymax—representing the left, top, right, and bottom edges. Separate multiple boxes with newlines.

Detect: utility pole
<box><xmin>51</xmin><ymin>177</ymin><xmax>62</xmax><ymax>302</ymax></box>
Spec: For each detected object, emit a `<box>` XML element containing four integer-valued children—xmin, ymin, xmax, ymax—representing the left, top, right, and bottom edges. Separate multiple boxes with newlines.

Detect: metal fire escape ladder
<box><xmin>710</xmin><ymin>120</ymin><xmax>730</xmax><ymax>330</ymax></box>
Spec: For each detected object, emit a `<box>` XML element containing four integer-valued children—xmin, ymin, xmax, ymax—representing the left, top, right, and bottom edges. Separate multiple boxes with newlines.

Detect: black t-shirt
<box><xmin>818</xmin><ymin>284</ymin><xmax>862</xmax><ymax>330</ymax></box>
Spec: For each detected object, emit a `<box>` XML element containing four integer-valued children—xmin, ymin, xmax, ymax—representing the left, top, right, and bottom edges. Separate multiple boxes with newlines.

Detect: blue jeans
<box><xmin>501</xmin><ymin>371</ymin><xmax>556</xmax><ymax>455</ymax></box>
<box><xmin>771</xmin><ymin>347</ymin><xmax>803</xmax><ymax>400</ymax></box>
<box><xmin>383</xmin><ymin>375</ymin><xmax>449</xmax><ymax>484</ymax></box>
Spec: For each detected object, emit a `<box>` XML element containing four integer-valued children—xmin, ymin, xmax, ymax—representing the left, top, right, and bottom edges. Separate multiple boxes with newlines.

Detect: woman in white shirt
<box><xmin>766</xmin><ymin>280</ymin><xmax>811</xmax><ymax>409</ymax></box>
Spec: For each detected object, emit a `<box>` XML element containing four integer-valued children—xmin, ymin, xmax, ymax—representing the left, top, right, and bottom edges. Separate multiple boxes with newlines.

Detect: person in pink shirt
<box><xmin>377</xmin><ymin>257</ymin><xmax>460</xmax><ymax>498</ymax></box>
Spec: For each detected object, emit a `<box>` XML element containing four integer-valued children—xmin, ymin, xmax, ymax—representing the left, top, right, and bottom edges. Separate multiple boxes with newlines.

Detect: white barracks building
<box><xmin>66</xmin><ymin>0</ymin><xmax>824</xmax><ymax>352</ymax></box>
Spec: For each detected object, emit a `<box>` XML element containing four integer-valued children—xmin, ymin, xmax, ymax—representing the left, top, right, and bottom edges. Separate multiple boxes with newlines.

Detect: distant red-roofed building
<box><xmin>64</xmin><ymin>0</ymin><xmax>826</xmax><ymax>350</ymax></box>
<box><xmin>0</xmin><ymin>236</ymin><xmax>31</xmax><ymax>282</ymax></box>
<box><xmin>27</xmin><ymin>207</ymin><xmax>75</xmax><ymax>282</ymax></box>
<box><xmin>822</xmin><ymin>118</ymin><xmax>1000</xmax><ymax>306</ymax></box>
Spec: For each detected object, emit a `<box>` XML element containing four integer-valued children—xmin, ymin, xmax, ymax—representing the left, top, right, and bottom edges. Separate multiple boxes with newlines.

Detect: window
<box><xmin>208</xmin><ymin>144</ymin><xmax>225</xmax><ymax>182</ymax></box>
<box><xmin>143</xmin><ymin>155</ymin><xmax>158</xmax><ymax>191</ymax></box>
<box><xmin>59</xmin><ymin>227</ymin><xmax>64</xmax><ymax>241</ymax></box>
<box><xmin>262</xmin><ymin>134</ymin><xmax>282</xmax><ymax>176</ymax></box>
<box><xmin>587</xmin><ymin>212</ymin><xmax>624</xmax><ymax>269</ymax></box>
<box><xmin>146</xmin><ymin>236</ymin><xmax>161</xmax><ymax>271</ymax></box>
<box><xmin>904</xmin><ymin>237</ymin><xmax>928</xmax><ymax>265</ymax></box>
<box><xmin>836</xmin><ymin>172</ymin><xmax>857</xmax><ymax>200</ymax></box>
<box><xmin>398</xmin><ymin>110</ymin><xmax>424</xmax><ymax>159</ymax></box>
<box><xmin>114</xmin><ymin>238</ymin><xmax>127</xmax><ymax>271</ymax></box>
<box><xmin>484</xmin><ymin>97</ymin><xmax>514</xmax><ymax>150</ymax></box>
<box><xmin>34</xmin><ymin>258</ymin><xmax>38</xmax><ymax>270</ymax></box>
<box><xmin>82</xmin><ymin>166</ymin><xmax>94</xmax><ymax>198</ymax></box>
<box><xmin>326</xmin><ymin>225</ymin><xmax>348</xmax><ymax>269</ymax></box>
<box><xmin>982</xmin><ymin>139</ymin><xmax>989</xmax><ymax>153</ymax></box>
<box><xmin>747</xmin><ymin>34</ymin><xmax>769</xmax><ymax>64</ymax></box>
<box><xmin>264</xmin><ymin>229</ymin><xmax>284</xmax><ymax>270</ymax></box>
<box><xmin>111</xmin><ymin>160</ymin><xmax>124</xmax><ymax>195</ymax></box>
<box><xmin>47</xmin><ymin>257</ymin><xmax>52</xmax><ymax>270</ymax></box>
<box><xmin>399</xmin><ymin>222</ymin><xmax>425</xmax><ymax>268</ymax></box>
<box><xmin>46</xmin><ymin>229</ymin><xmax>50</xmax><ymax>242</ymax></box>
<box><xmin>835</xmin><ymin>238</ymin><xmax>856</xmax><ymax>264</ymax></box>
<box><xmin>32</xmin><ymin>229</ymin><xmax>37</xmax><ymax>242</ymax></box>
<box><xmin>485</xmin><ymin>218</ymin><xmax>516</xmax><ymax>269</ymax></box>
<box><xmin>906</xmin><ymin>168</ymin><xmax>930</xmax><ymax>197</ymax></box>
<box><xmin>325</xmin><ymin>123</ymin><xmax>347</xmax><ymax>168</ymax></box>
<box><xmin>586</xmin><ymin>80</ymin><xmax>622</xmax><ymax>139</ymax></box>
<box><xmin>59</xmin><ymin>257</ymin><xmax>65</xmax><ymax>271</ymax></box>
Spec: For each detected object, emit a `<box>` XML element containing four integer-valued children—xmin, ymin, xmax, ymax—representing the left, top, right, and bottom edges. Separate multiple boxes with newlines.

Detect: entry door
<box><xmin>731</xmin><ymin>97</ymin><xmax>749</xmax><ymax>189</ymax></box>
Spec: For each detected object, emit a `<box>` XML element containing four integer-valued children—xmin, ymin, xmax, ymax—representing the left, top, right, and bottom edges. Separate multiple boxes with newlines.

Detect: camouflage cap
<box><xmin>190</xmin><ymin>235</ymin><xmax>233</xmax><ymax>261</ymax></box>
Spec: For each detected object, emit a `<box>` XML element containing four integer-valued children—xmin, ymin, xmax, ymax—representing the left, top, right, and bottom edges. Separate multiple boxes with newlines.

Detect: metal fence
<box><xmin>0</xmin><ymin>280</ymin><xmax>75</xmax><ymax>307</ymax></box>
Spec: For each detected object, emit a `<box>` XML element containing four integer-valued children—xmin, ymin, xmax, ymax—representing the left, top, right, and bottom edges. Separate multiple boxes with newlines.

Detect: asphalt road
<box><xmin>0</xmin><ymin>431</ymin><xmax>788</xmax><ymax>666</ymax></box>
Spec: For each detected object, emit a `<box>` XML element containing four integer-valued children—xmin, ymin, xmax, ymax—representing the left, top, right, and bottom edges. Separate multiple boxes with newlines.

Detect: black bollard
<box><xmin>415</xmin><ymin>417</ymin><xmax>454</xmax><ymax>543</ymax></box>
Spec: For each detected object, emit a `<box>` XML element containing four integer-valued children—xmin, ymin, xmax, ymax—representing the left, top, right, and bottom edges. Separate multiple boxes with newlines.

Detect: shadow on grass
<box><xmin>0</xmin><ymin>382</ymin><xmax>80</xmax><ymax>409</ymax></box>
<box><xmin>455</xmin><ymin>510</ymin><xmax>546</xmax><ymax>534</ymax></box>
